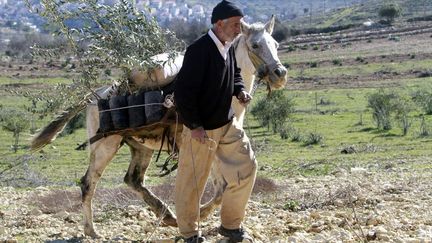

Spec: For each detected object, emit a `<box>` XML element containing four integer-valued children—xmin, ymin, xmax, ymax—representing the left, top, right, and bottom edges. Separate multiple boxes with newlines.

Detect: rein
<box><xmin>234</xmin><ymin>36</ymin><xmax>277</xmax><ymax>96</ymax></box>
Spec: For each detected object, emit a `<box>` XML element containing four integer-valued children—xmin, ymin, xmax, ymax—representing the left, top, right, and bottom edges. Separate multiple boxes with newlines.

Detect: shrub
<box><xmin>286</xmin><ymin>45</ymin><xmax>296</xmax><ymax>52</ymax></box>
<box><xmin>303</xmin><ymin>132</ymin><xmax>323</xmax><ymax>146</ymax></box>
<box><xmin>419</xmin><ymin>116</ymin><xmax>430</xmax><ymax>137</ymax></box>
<box><xmin>278</xmin><ymin>124</ymin><xmax>290</xmax><ymax>140</ymax></box>
<box><xmin>367</xmin><ymin>90</ymin><xmax>398</xmax><ymax>130</ymax></box>
<box><xmin>332</xmin><ymin>59</ymin><xmax>342</xmax><ymax>66</ymax></box>
<box><xmin>278</xmin><ymin>124</ymin><xmax>300</xmax><ymax>140</ymax></box>
<box><xmin>319</xmin><ymin>97</ymin><xmax>332</xmax><ymax>105</ymax></box>
<box><xmin>251</xmin><ymin>90</ymin><xmax>295</xmax><ymax>133</ymax></box>
<box><xmin>309</xmin><ymin>62</ymin><xmax>318</xmax><ymax>68</ymax></box>
<box><xmin>283</xmin><ymin>200</ymin><xmax>300</xmax><ymax>211</ymax></box>
<box><xmin>393</xmin><ymin>95</ymin><xmax>414</xmax><ymax>136</ymax></box>
<box><xmin>282</xmin><ymin>62</ymin><xmax>290</xmax><ymax>69</ymax></box>
<box><xmin>290</xmin><ymin>129</ymin><xmax>302</xmax><ymax>142</ymax></box>
<box><xmin>412</xmin><ymin>90</ymin><xmax>432</xmax><ymax>115</ymax></box>
<box><xmin>355</xmin><ymin>56</ymin><xmax>364</xmax><ymax>63</ymax></box>
<box><xmin>367</xmin><ymin>90</ymin><xmax>413</xmax><ymax>134</ymax></box>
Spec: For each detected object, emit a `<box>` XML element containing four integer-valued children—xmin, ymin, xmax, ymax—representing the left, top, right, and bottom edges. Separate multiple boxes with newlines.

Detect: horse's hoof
<box><xmin>84</xmin><ymin>228</ymin><xmax>101</xmax><ymax>238</ymax></box>
<box><xmin>161</xmin><ymin>214</ymin><xmax>178</xmax><ymax>227</ymax></box>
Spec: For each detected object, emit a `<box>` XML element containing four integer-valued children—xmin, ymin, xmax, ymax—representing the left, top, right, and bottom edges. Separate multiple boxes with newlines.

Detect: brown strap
<box><xmin>88</xmin><ymin>133</ymin><xmax>108</xmax><ymax>145</ymax></box>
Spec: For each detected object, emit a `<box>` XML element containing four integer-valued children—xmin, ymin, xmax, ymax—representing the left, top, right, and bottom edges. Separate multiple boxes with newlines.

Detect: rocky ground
<box><xmin>1</xmin><ymin>165</ymin><xmax>432</xmax><ymax>242</ymax></box>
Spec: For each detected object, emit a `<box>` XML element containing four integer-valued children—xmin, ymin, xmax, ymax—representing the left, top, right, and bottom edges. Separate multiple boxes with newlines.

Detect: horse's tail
<box><xmin>31</xmin><ymin>101</ymin><xmax>88</xmax><ymax>151</ymax></box>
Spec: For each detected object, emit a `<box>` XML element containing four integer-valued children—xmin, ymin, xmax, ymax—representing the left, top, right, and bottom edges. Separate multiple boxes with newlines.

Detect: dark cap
<box><xmin>211</xmin><ymin>0</ymin><xmax>244</xmax><ymax>24</ymax></box>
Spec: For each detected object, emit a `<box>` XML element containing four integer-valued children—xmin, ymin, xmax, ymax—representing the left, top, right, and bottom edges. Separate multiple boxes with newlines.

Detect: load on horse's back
<box><xmin>31</xmin><ymin>15</ymin><xmax>287</xmax><ymax>238</ymax></box>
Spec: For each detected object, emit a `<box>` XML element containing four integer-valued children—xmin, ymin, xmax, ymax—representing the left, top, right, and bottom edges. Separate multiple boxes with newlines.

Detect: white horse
<box><xmin>31</xmin><ymin>16</ymin><xmax>287</xmax><ymax>238</ymax></box>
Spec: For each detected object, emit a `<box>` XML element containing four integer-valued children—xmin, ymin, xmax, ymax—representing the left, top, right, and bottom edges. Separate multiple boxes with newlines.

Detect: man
<box><xmin>174</xmin><ymin>0</ymin><xmax>256</xmax><ymax>242</ymax></box>
<box><xmin>174</xmin><ymin>1</ymin><xmax>257</xmax><ymax>242</ymax></box>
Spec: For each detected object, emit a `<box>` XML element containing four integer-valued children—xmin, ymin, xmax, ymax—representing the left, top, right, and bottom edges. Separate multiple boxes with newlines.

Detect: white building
<box><xmin>149</xmin><ymin>0</ymin><xmax>162</xmax><ymax>9</ymax></box>
<box><xmin>191</xmin><ymin>5</ymin><xmax>204</xmax><ymax>15</ymax></box>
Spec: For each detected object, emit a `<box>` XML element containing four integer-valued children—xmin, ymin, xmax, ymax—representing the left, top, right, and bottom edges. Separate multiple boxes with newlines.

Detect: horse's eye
<box><xmin>252</xmin><ymin>43</ymin><xmax>259</xmax><ymax>49</ymax></box>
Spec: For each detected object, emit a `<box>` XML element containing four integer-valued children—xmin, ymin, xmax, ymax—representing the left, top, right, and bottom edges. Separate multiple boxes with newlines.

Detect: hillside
<box><xmin>285</xmin><ymin>0</ymin><xmax>432</xmax><ymax>29</ymax></box>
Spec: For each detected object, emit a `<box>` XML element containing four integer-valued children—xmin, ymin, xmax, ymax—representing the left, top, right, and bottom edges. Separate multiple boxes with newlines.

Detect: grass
<box><xmin>318</xmin><ymin>7</ymin><xmax>356</xmax><ymax>28</ymax></box>
<box><xmin>0</xmin><ymin>76</ymin><xmax>72</xmax><ymax>85</ymax></box>
<box><xmin>288</xmin><ymin>59</ymin><xmax>432</xmax><ymax>78</ymax></box>
<box><xmin>247</xmin><ymin>80</ymin><xmax>432</xmax><ymax>179</ymax></box>
<box><xmin>1</xmin><ymin>30</ymin><xmax>432</xmax><ymax>187</ymax></box>
<box><xmin>2</xmin><ymin>84</ymin><xmax>431</xmax><ymax>185</ymax></box>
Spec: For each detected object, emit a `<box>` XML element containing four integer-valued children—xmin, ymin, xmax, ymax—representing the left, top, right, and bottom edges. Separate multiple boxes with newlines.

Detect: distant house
<box><xmin>191</xmin><ymin>5</ymin><xmax>204</xmax><ymax>16</ymax></box>
<box><xmin>149</xmin><ymin>0</ymin><xmax>162</xmax><ymax>9</ymax></box>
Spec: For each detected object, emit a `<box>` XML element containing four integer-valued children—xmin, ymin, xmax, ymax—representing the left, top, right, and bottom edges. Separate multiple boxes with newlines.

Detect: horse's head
<box><xmin>240</xmin><ymin>15</ymin><xmax>287</xmax><ymax>91</ymax></box>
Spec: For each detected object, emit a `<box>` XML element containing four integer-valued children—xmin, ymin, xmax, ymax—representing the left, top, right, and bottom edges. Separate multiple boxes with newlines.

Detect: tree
<box><xmin>24</xmin><ymin>0</ymin><xmax>183</xmax><ymax>112</ymax></box>
<box><xmin>273</xmin><ymin>19</ymin><xmax>290</xmax><ymax>42</ymax></box>
<box><xmin>378</xmin><ymin>3</ymin><xmax>402</xmax><ymax>24</ymax></box>
<box><xmin>0</xmin><ymin>108</ymin><xmax>31</xmax><ymax>152</ymax></box>
<box><xmin>251</xmin><ymin>90</ymin><xmax>295</xmax><ymax>133</ymax></box>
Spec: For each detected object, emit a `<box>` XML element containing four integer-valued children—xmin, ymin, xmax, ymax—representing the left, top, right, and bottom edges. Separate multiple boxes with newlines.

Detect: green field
<box><xmin>1</xmin><ymin>31</ymin><xmax>432</xmax><ymax>189</ymax></box>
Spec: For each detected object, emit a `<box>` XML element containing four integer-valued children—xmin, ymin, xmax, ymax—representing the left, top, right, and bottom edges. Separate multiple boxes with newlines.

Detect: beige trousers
<box><xmin>174</xmin><ymin>118</ymin><xmax>257</xmax><ymax>238</ymax></box>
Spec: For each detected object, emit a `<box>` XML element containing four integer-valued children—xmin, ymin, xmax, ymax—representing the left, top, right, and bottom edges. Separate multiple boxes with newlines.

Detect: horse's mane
<box><xmin>248</xmin><ymin>22</ymin><xmax>266</xmax><ymax>32</ymax></box>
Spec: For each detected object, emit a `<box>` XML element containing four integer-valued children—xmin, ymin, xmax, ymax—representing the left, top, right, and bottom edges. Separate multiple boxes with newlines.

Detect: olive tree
<box><xmin>24</xmin><ymin>0</ymin><xmax>183</xmax><ymax>112</ymax></box>
<box><xmin>251</xmin><ymin>90</ymin><xmax>295</xmax><ymax>133</ymax></box>
<box><xmin>0</xmin><ymin>107</ymin><xmax>31</xmax><ymax>152</ymax></box>
<box><xmin>378</xmin><ymin>3</ymin><xmax>402</xmax><ymax>24</ymax></box>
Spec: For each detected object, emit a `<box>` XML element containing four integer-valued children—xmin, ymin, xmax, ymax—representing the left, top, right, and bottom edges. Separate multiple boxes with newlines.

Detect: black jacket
<box><xmin>174</xmin><ymin>33</ymin><xmax>245</xmax><ymax>130</ymax></box>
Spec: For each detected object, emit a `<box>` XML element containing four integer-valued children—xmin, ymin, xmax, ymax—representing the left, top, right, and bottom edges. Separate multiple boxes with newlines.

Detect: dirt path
<box><xmin>1</xmin><ymin>165</ymin><xmax>432</xmax><ymax>242</ymax></box>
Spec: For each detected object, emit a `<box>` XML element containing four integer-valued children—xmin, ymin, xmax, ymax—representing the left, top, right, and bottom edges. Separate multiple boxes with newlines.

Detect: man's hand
<box><xmin>191</xmin><ymin>126</ymin><xmax>207</xmax><ymax>144</ymax></box>
<box><xmin>237</xmin><ymin>91</ymin><xmax>253</xmax><ymax>107</ymax></box>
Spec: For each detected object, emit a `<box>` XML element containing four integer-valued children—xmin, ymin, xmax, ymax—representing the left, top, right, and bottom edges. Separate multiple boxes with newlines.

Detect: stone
<box><xmin>29</xmin><ymin>208</ymin><xmax>42</xmax><ymax>216</ymax></box>
<box><xmin>0</xmin><ymin>226</ymin><xmax>7</xmax><ymax>235</ymax></box>
<box><xmin>366</xmin><ymin>216</ymin><xmax>380</xmax><ymax>226</ymax></box>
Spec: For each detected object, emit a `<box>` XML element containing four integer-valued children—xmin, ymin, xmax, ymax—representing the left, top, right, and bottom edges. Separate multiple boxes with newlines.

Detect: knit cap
<box><xmin>211</xmin><ymin>0</ymin><xmax>244</xmax><ymax>24</ymax></box>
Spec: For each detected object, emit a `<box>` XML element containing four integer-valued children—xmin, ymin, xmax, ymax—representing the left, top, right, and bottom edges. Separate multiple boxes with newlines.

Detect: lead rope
<box><xmin>143</xmin><ymin>95</ymin><xmax>182</xmax><ymax>242</ymax></box>
<box><xmin>139</xmin><ymin>94</ymin><xmax>218</xmax><ymax>242</ymax></box>
<box><xmin>188</xmin><ymin>133</ymin><xmax>217</xmax><ymax>240</ymax></box>
<box><xmin>189</xmin><ymin>139</ymin><xmax>202</xmax><ymax>239</ymax></box>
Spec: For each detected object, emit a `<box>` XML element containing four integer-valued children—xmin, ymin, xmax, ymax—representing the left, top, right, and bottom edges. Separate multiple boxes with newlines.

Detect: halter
<box><xmin>247</xmin><ymin>50</ymin><xmax>270</xmax><ymax>95</ymax></box>
<box><xmin>234</xmin><ymin>36</ymin><xmax>282</xmax><ymax>96</ymax></box>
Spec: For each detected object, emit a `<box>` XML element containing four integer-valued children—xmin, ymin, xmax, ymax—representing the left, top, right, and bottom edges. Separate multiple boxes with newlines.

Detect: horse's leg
<box><xmin>123</xmin><ymin>137</ymin><xmax>177</xmax><ymax>227</ymax></box>
<box><xmin>80</xmin><ymin>135</ymin><xmax>123</xmax><ymax>238</ymax></box>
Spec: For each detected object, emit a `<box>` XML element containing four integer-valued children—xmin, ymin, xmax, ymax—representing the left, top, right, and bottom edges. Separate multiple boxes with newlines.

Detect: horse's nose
<box><xmin>274</xmin><ymin>67</ymin><xmax>287</xmax><ymax>78</ymax></box>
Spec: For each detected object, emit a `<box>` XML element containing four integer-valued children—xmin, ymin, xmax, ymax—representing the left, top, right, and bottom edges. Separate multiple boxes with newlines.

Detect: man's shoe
<box><xmin>218</xmin><ymin>226</ymin><xmax>254</xmax><ymax>243</ymax></box>
<box><xmin>184</xmin><ymin>235</ymin><xmax>205</xmax><ymax>243</ymax></box>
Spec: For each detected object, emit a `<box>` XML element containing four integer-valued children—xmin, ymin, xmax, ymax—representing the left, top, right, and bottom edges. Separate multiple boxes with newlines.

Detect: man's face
<box><xmin>219</xmin><ymin>16</ymin><xmax>242</xmax><ymax>42</ymax></box>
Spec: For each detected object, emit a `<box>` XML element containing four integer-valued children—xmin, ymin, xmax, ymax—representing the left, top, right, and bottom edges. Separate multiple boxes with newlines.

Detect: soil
<box><xmin>1</xmin><ymin>166</ymin><xmax>432</xmax><ymax>242</ymax></box>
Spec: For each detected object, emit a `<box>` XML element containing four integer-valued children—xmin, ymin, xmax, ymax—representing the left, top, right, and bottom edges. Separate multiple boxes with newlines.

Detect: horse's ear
<box><xmin>265</xmin><ymin>15</ymin><xmax>275</xmax><ymax>34</ymax></box>
<box><xmin>241</xmin><ymin>20</ymin><xmax>251</xmax><ymax>35</ymax></box>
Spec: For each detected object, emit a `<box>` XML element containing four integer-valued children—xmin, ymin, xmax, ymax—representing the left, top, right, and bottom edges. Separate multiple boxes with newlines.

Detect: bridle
<box><xmin>234</xmin><ymin>34</ymin><xmax>282</xmax><ymax>96</ymax></box>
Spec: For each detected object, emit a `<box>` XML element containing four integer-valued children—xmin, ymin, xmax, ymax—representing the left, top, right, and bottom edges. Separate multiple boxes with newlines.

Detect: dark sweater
<box><xmin>174</xmin><ymin>33</ymin><xmax>245</xmax><ymax>130</ymax></box>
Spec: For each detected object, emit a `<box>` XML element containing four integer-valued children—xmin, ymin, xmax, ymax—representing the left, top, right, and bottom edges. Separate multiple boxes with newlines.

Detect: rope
<box><xmin>189</xmin><ymin>138</ymin><xmax>202</xmax><ymax>238</ymax></box>
<box><xmin>99</xmin><ymin>93</ymin><xmax>175</xmax><ymax>113</ymax></box>
<box><xmin>99</xmin><ymin>103</ymin><xmax>163</xmax><ymax>113</ymax></box>
<box><xmin>145</xmin><ymin>110</ymin><xmax>180</xmax><ymax>242</ymax></box>
<box><xmin>186</xmin><ymin>131</ymin><xmax>218</xmax><ymax>240</ymax></box>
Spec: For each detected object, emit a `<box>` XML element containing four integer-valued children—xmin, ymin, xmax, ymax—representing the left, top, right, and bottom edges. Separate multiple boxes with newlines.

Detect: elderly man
<box><xmin>174</xmin><ymin>0</ymin><xmax>257</xmax><ymax>242</ymax></box>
